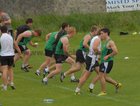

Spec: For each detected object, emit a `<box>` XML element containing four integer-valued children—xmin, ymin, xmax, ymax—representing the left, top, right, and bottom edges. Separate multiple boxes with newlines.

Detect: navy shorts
<box><xmin>100</xmin><ymin>61</ymin><xmax>113</xmax><ymax>73</ymax></box>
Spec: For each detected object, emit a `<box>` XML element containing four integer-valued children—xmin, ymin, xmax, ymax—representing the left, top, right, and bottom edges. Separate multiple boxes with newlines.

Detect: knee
<box><xmin>25</xmin><ymin>49</ymin><xmax>32</xmax><ymax>56</ymax></box>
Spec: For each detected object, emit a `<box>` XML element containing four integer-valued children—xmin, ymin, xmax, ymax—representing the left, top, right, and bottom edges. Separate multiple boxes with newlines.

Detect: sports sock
<box><xmin>43</xmin><ymin>77</ymin><xmax>48</xmax><ymax>82</ymax></box>
<box><xmin>89</xmin><ymin>83</ymin><xmax>94</xmax><ymax>89</ymax></box>
<box><xmin>36</xmin><ymin>70</ymin><xmax>40</xmax><ymax>73</ymax></box>
<box><xmin>75</xmin><ymin>87</ymin><xmax>80</xmax><ymax>92</ymax></box>
<box><xmin>71</xmin><ymin>74</ymin><xmax>75</xmax><ymax>80</ymax></box>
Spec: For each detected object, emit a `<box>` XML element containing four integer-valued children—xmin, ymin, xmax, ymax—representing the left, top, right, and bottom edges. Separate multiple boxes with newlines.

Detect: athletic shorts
<box><xmin>86</xmin><ymin>56</ymin><xmax>99</xmax><ymax>72</ymax></box>
<box><xmin>76</xmin><ymin>49</ymin><xmax>86</xmax><ymax>63</ymax></box>
<box><xmin>45</xmin><ymin>49</ymin><xmax>54</xmax><ymax>57</ymax></box>
<box><xmin>15</xmin><ymin>45</ymin><xmax>28</xmax><ymax>53</ymax></box>
<box><xmin>0</xmin><ymin>56</ymin><xmax>14</xmax><ymax>66</ymax></box>
<box><xmin>100</xmin><ymin>61</ymin><xmax>113</xmax><ymax>73</ymax></box>
<box><xmin>54</xmin><ymin>54</ymin><xmax>68</xmax><ymax>64</ymax></box>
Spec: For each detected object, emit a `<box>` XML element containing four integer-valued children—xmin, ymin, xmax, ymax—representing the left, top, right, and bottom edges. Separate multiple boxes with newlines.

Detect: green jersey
<box><xmin>78</xmin><ymin>33</ymin><xmax>92</xmax><ymax>52</ymax></box>
<box><xmin>101</xmin><ymin>39</ymin><xmax>113</xmax><ymax>63</ymax></box>
<box><xmin>18</xmin><ymin>31</ymin><xmax>33</xmax><ymax>46</ymax></box>
<box><xmin>55</xmin><ymin>35</ymin><xmax>67</xmax><ymax>55</ymax></box>
<box><xmin>45</xmin><ymin>32</ymin><xmax>58</xmax><ymax>51</ymax></box>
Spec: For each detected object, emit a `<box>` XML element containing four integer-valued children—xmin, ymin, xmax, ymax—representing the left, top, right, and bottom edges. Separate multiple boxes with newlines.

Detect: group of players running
<box><xmin>35</xmin><ymin>23</ymin><xmax>122</xmax><ymax>96</ymax></box>
<box><xmin>0</xmin><ymin>10</ymin><xmax>121</xmax><ymax>96</ymax></box>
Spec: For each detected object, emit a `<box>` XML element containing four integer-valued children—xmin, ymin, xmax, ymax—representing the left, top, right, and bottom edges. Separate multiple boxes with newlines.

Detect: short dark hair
<box><xmin>61</xmin><ymin>22</ymin><xmax>69</xmax><ymax>30</ymax></box>
<box><xmin>26</xmin><ymin>18</ymin><xmax>33</xmax><ymax>24</ymax></box>
<box><xmin>0</xmin><ymin>25</ymin><xmax>7</xmax><ymax>33</ymax></box>
<box><xmin>100</xmin><ymin>28</ymin><xmax>110</xmax><ymax>36</ymax></box>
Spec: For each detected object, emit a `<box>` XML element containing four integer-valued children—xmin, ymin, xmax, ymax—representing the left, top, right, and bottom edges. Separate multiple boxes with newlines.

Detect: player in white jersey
<box><xmin>0</xmin><ymin>26</ymin><xmax>21</xmax><ymax>90</ymax></box>
<box><xmin>75</xmin><ymin>35</ymin><xmax>101</xmax><ymax>94</ymax></box>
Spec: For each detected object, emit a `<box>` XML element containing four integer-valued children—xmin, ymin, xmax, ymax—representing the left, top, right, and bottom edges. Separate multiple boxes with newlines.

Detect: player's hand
<box><xmin>34</xmin><ymin>42</ymin><xmax>39</xmax><ymax>48</ymax></box>
<box><xmin>19</xmin><ymin>54</ymin><xmax>23</xmax><ymax>59</ymax></box>
<box><xmin>104</xmin><ymin>55</ymin><xmax>109</xmax><ymax>61</ymax></box>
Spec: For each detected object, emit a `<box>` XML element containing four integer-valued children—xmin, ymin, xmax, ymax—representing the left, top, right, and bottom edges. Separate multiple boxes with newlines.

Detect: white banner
<box><xmin>106</xmin><ymin>0</ymin><xmax>140</xmax><ymax>12</ymax></box>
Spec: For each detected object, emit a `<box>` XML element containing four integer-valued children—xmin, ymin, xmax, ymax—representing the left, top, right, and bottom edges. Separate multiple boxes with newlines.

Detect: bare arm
<box><xmin>46</xmin><ymin>33</ymin><xmax>51</xmax><ymax>41</ymax></box>
<box><xmin>29</xmin><ymin>41</ymin><xmax>38</xmax><ymax>47</ymax></box>
<box><xmin>15</xmin><ymin>31</ymin><xmax>32</xmax><ymax>53</ymax></box>
<box><xmin>61</xmin><ymin>37</ymin><xmax>72</xmax><ymax>57</ymax></box>
<box><xmin>83</xmin><ymin>35</ymin><xmax>91</xmax><ymax>49</ymax></box>
<box><xmin>104</xmin><ymin>40</ymin><xmax>118</xmax><ymax>60</ymax></box>
<box><xmin>13</xmin><ymin>30</ymin><xmax>17</xmax><ymax>40</ymax></box>
<box><xmin>16</xmin><ymin>31</ymin><xmax>32</xmax><ymax>44</ymax></box>
<box><xmin>62</xmin><ymin>37</ymin><xmax>69</xmax><ymax>54</ymax></box>
<box><xmin>13</xmin><ymin>41</ymin><xmax>22</xmax><ymax>58</ymax></box>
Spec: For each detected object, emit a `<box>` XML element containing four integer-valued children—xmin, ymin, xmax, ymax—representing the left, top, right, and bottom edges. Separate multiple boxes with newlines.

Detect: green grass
<box><xmin>12</xmin><ymin>11</ymin><xmax>140</xmax><ymax>35</ymax></box>
<box><xmin>0</xmin><ymin>32</ymin><xmax>140</xmax><ymax>106</ymax></box>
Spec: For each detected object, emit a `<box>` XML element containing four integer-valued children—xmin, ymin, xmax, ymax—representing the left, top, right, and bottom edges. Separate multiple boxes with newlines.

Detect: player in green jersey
<box><xmin>42</xmin><ymin>27</ymin><xmax>76</xmax><ymax>84</ymax></box>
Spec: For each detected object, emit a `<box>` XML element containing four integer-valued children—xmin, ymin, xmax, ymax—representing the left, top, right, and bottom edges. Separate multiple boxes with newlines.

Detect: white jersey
<box><xmin>88</xmin><ymin>36</ymin><xmax>101</xmax><ymax>59</ymax></box>
<box><xmin>0</xmin><ymin>33</ymin><xmax>15</xmax><ymax>56</ymax></box>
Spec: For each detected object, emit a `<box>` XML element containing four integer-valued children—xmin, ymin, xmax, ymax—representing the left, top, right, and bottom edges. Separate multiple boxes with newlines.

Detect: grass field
<box><xmin>0</xmin><ymin>32</ymin><xmax>140</xmax><ymax>106</ymax></box>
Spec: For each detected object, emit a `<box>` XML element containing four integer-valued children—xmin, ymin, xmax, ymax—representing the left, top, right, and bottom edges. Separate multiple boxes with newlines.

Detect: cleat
<box><xmin>71</xmin><ymin>79</ymin><xmax>79</xmax><ymax>83</ymax></box>
<box><xmin>75</xmin><ymin>92</ymin><xmax>81</xmax><ymax>95</ymax></box>
<box><xmin>42</xmin><ymin>79</ymin><xmax>48</xmax><ymax>85</ymax></box>
<box><xmin>43</xmin><ymin>70</ymin><xmax>50</xmax><ymax>78</ymax></box>
<box><xmin>97</xmin><ymin>92</ymin><xmax>107</xmax><ymax>96</ymax></box>
<box><xmin>35</xmin><ymin>72</ymin><xmax>41</xmax><ymax>76</ymax></box>
<box><xmin>13</xmin><ymin>63</ymin><xmax>15</xmax><ymax>67</ymax></box>
<box><xmin>21</xmin><ymin>66</ymin><xmax>29</xmax><ymax>72</ymax></box>
<box><xmin>9</xmin><ymin>82</ymin><xmax>16</xmax><ymax>90</ymax></box>
<box><xmin>10</xmin><ymin>85</ymin><xmax>16</xmax><ymax>90</ymax></box>
<box><xmin>115</xmin><ymin>83</ymin><xmax>122</xmax><ymax>93</ymax></box>
<box><xmin>60</xmin><ymin>72</ymin><xmax>65</xmax><ymax>82</ymax></box>
<box><xmin>89</xmin><ymin>88</ymin><xmax>93</xmax><ymax>93</ymax></box>
<box><xmin>26</xmin><ymin>64</ymin><xmax>33</xmax><ymax>69</ymax></box>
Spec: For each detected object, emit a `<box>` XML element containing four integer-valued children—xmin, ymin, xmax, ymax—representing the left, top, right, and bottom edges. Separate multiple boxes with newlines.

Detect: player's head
<box><xmin>61</xmin><ymin>22</ymin><xmax>69</xmax><ymax>32</ymax></box>
<box><xmin>90</xmin><ymin>25</ymin><xmax>100</xmax><ymax>36</ymax></box>
<box><xmin>100</xmin><ymin>28</ymin><xmax>110</xmax><ymax>40</ymax></box>
<box><xmin>0</xmin><ymin>25</ymin><xmax>7</xmax><ymax>33</ymax></box>
<box><xmin>33</xmin><ymin>29</ymin><xmax>42</xmax><ymax>37</ymax></box>
<box><xmin>67</xmin><ymin>26</ymin><xmax>76</xmax><ymax>38</ymax></box>
<box><xmin>26</xmin><ymin>18</ymin><xmax>33</xmax><ymax>27</ymax></box>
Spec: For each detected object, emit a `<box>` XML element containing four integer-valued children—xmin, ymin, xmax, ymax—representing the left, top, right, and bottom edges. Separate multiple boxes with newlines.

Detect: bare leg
<box><xmin>23</xmin><ymin>49</ymin><xmax>31</xmax><ymax>67</ymax></box>
<box><xmin>64</xmin><ymin>62</ymin><xmax>82</xmax><ymax>76</ymax></box>
<box><xmin>47</xmin><ymin>63</ymin><xmax>62</xmax><ymax>79</ymax></box>
<box><xmin>75</xmin><ymin>70</ymin><xmax>91</xmax><ymax>93</ymax></box>
<box><xmin>1</xmin><ymin>66</ymin><xmax>8</xmax><ymax>90</ymax></box>
<box><xmin>99</xmin><ymin>72</ymin><xmax>106</xmax><ymax>93</ymax></box>
<box><xmin>105</xmin><ymin>74</ymin><xmax>117</xmax><ymax>86</ymax></box>
<box><xmin>38</xmin><ymin>56</ymin><xmax>51</xmax><ymax>72</ymax></box>
<box><xmin>14</xmin><ymin>53</ymin><xmax>21</xmax><ymax>63</ymax></box>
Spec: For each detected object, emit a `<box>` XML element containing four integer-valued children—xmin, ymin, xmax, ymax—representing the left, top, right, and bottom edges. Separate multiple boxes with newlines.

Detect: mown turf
<box><xmin>0</xmin><ymin>33</ymin><xmax>140</xmax><ymax>106</ymax></box>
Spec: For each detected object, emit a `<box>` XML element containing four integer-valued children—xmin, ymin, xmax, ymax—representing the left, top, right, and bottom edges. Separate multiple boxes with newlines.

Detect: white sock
<box><xmin>89</xmin><ymin>83</ymin><xmax>94</xmax><ymax>89</ymax></box>
<box><xmin>43</xmin><ymin>77</ymin><xmax>48</xmax><ymax>82</ymax></box>
<box><xmin>3</xmin><ymin>85</ymin><xmax>7</xmax><ymax>90</ymax></box>
<box><xmin>36</xmin><ymin>70</ymin><xmax>40</xmax><ymax>73</ymax></box>
<box><xmin>22</xmin><ymin>64</ymin><xmax>25</xmax><ymax>68</ymax></box>
<box><xmin>64</xmin><ymin>73</ymin><xmax>66</xmax><ymax>77</ymax></box>
<box><xmin>10</xmin><ymin>82</ymin><xmax>14</xmax><ymax>86</ymax></box>
<box><xmin>71</xmin><ymin>75</ymin><xmax>75</xmax><ymax>80</ymax></box>
<box><xmin>44</xmin><ymin>67</ymin><xmax>49</xmax><ymax>73</ymax></box>
<box><xmin>75</xmin><ymin>87</ymin><xmax>80</xmax><ymax>92</ymax></box>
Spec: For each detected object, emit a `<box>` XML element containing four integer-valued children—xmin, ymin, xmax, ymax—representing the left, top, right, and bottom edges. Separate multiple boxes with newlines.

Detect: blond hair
<box><xmin>67</xmin><ymin>26</ymin><xmax>76</xmax><ymax>34</ymax></box>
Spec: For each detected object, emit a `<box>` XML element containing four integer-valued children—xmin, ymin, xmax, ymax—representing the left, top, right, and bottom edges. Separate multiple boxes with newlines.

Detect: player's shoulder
<box><xmin>108</xmin><ymin>39</ymin><xmax>116</xmax><ymax>46</ymax></box>
<box><xmin>61</xmin><ymin>36</ymin><xmax>68</xmax><ymax>42</ymax></box>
